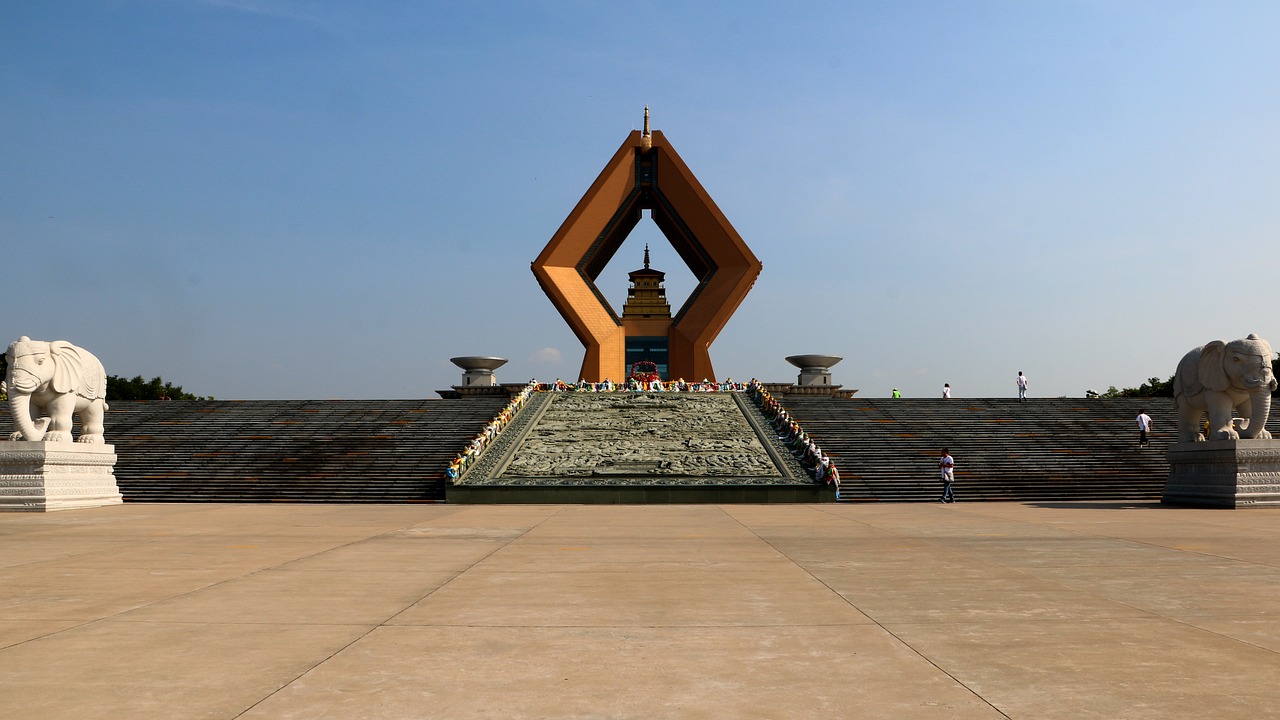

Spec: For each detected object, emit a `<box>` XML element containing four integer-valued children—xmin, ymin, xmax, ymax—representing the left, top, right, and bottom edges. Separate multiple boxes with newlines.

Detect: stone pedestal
<box><xmin>0</xmin><ymin>442</ymin><xmax>122</xmax><ymax>512</ymax></box>
<box><xmin>1164</xmin><ymin>439</ymin><xmax>1280</xmax><ymax>508</ymax></box>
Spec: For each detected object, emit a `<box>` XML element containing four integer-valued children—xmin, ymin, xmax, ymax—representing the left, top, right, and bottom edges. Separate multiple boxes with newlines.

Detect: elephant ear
<box><xmin>48</xmin><ymin>341</ymin><xmax>89</xmax><ymax>396</ymax></box>
<box><xmin>68</xmin><ymin>345</ymin><xmax>106</xmax><ymax>400</ymax></box>
<box><xmin>1175</xmin><ymin>347</ymin><xmax>1204</xmax><ymax>397</ymax></box>
<box><xmin>1197</xmin><ymin>340</ymin><xmax>1229</xmax><ymax>393</ymax></box>
<box><xmin>80</xmin><ymin>352</ymin><xmax>106</xmax><ymax>401</ymax></box>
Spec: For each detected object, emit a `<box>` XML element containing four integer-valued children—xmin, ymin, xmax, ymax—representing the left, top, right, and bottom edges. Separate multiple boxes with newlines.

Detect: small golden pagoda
<box><xmin>622</xmin><ymin>245</ymin><xmax>671</xmax><ymax>319</ymax></box>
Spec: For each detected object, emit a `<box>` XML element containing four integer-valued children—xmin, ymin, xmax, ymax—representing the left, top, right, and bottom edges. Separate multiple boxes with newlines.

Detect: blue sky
<box><xmin>3</xmin><ymin>1</ymin><xmax>1277</xmax><ymax>399</ymax></box>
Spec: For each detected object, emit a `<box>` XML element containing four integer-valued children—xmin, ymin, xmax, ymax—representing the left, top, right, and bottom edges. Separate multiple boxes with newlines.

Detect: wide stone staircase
<box><xmin>36</xmin><ymin>399</ymin><xmax>510</xmax><ymax>502</ymax></box>
<box><xmin>5</xmin><ymin>394</ymin><xmax>1273</xmax><ymax>504</ymax></box>
<box><xmin>781</xmin><ymin>397</ymin><xmax>1204</xmax><ymax>502</ymax></box>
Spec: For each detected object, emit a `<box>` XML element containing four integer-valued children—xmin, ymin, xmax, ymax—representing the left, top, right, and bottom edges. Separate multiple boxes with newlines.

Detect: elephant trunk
<box><xmin>8</xmin><ymin>392</ymin><xmax>46</xmax><ymax>442</ymax></box>
<box><xmin>1244</xmin><ymin>368</ymin><xmax>1275</xmax><ymax>393</ymax></box>
<box><xmin>1242</xmin><ymin>391</ymin><xmax>1272</xmax><ymax>439</ymax></box>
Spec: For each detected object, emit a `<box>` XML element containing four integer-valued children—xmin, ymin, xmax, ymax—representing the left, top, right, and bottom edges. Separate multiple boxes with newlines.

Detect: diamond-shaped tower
<box><xmin>532</xmin><ymin>109</ymin><xmax>762</xmax><ymax>383</ymax></box>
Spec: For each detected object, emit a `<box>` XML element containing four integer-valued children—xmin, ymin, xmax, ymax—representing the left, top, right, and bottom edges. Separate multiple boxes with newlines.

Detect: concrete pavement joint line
<box><xmin>8</xmin><ymin>503</ymin><xmax>1280</xmax><ymax>717</ymax></box>
<box><xmin>4</xmin><ymin>534</ymin><xmax>366</xmax><ymax>647</ymax></box>
<box><xmin>828</xmin><ymin>502</ymin><xmax>1247</xmax><ymax>568</ymax></box>
<box><xmin>230</xmin><ymin>625</ymin><xmax>376</xmax><ymax>718</ymax></box>
<box><xmin>232</xmin><ymin>506</ymin><xmax>568</xmax><ymax>719</ymax></box>
<box><xmin>906</xmin><ymin>502</ymin><xmax>1277</xmax><ymax>569</ymax></box>
<box><xmin>813</xmin><ymin>503</ymin><xmax>1280</xmax><ymax>700</ymax></box>
<box><xmin>742</xmin><ymin>504</ymin><xmax>1014</xmax><ymax>718</ymax></box>
<box><xmin>1016</xmin><ymin>521</ymin><xmax>1280</xmax><ymax>657</ymax></box>
<box><xmin>1158</xmin><ymin>616</ymin><xmax>1280</xmax><ymax>658</ymax></box>
<box><xmin>819</xmin><ymin>502</ymin><xmax>1280</xmax><ymax>658</ymax></box>
<box><xmin>14</xmin><ymin>511</ymin><xmax>477</xmax><ymax>646</ymax></box>
<box><xmin>817</xmin><ymin>503</ymin><xmax>1190</xmax><ymax>628</ymax></box>
<box><xmin>2</xmin><ymin>533</ymin><xmax>199</xmax><ymax>648</ymax></box>
<box><xmin>1057</xmin><ymin>534</ymin><xmax>1280</xmax><ymax>572</ymax></box>
<box><xmin>408</xmin><ymin>622</ymin><xmax>863</xmax><ymax>629</ymax></box>
<box><xmin>379</xmin><ymin>504</ymin><xmax>569</xmax><ymax>627</ymax></box>
<box><xmin>867</xmin><ymin>624</ymin><xmax>1013</xmax><ymax>719</ymax></box>
<box><xmin>904</xmin><ymin>503</ymin><xmax>1280</xmax><ymax>592</ymax></box>
<box><xmin>5</xmin><ymin>616</ymin><xmax>113</xmax><ymax>650</ymax></box>
<box><xmin>1</xmin><ymin>503</ymin><xmax>221</xmax><ymax>569</ymax></box>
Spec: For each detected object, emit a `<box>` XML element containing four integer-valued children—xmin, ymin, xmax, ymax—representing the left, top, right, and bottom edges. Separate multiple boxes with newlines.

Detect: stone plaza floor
<box><xmin>2</xmin><ymin>501</ymin><xmax>1279</xmax><ymax>719</ymax></box>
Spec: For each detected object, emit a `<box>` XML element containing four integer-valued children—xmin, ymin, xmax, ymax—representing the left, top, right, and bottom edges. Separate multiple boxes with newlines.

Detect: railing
<box><xmin>538</xmin><ymin>378</ymin><xmax>747</xmax><ymax>393</ymax></box>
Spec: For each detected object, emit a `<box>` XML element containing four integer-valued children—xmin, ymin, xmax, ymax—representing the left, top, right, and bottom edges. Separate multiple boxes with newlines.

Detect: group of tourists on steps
<box><xmin>747</xmin><ymin>381</ymin><xmax>843</xmax><ymax>498</ymax></box>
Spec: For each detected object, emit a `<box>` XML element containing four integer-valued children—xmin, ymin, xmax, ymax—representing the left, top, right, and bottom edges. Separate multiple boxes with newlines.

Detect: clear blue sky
<box><xmin>3</xmin><ymin>1</ymin><xmax>1277</xmax><ymax>399</ymax></box>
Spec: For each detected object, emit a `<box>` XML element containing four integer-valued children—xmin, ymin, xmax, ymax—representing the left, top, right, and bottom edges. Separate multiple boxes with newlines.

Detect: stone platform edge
<box><xmin>447</xmin><ymin>483</ymin><xmax>829</xmax><ymax>504</ymax></box>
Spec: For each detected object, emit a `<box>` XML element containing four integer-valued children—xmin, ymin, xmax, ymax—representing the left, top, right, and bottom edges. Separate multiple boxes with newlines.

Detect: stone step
<box><xmin>5</xmin><ymin>394</ymin><xmax>1270</xmax><ymax>504</ymax></box>
<box><xmin>0</xmin><ymin>398</ymin><xmax>510</xmax><ymax>503</ymax></box>
<box><xmin>780</xmin><ymin>397</ymin><xmax>1250</xmax><ymax>502</ymax></box>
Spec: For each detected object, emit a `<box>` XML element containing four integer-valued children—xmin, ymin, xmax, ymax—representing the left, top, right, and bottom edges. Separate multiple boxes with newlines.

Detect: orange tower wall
<box><xmin>533</xmin><ymin>128</ymin><xmax>761</xmax><ymax>383</ymax></box>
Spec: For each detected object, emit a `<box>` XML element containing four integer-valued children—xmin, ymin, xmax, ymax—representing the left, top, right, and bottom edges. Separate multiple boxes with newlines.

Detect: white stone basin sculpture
<box><xmin>451</xmin><ymin>357</ymin><xmax>509</xmax><ymax>387</ymax></box>
<box><xmin>785</xmin><ymin>355</ymin><xmax>843</xmax><ymax>388</ymax></box>
<box><xmin>785</xmin><ymin>355</ymin><xmax>843</xmax><ymax>370</ymax></box>
<box><xmin>450</xmin><ymin>357</ymin><xmax>509</xmax><ymax>371</ymax></box>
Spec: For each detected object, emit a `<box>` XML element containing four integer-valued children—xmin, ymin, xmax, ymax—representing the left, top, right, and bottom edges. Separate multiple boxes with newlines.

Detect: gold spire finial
<box><xmin>641</xmin><ymin>106</ymin><xmax>652</xmax><ymax>151</ymax></box>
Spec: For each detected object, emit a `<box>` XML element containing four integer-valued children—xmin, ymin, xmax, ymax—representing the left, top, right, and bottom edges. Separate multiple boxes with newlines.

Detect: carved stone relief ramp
<box><xmin>447</xmin><ymin>393</ymin><xmax>822</xmax><ymax>503</ymax></box>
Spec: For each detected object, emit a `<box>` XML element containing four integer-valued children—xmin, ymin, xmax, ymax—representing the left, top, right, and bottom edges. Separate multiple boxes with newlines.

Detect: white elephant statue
<box><xmin>5</xmin><ymin>336</ymin><xmax>108</xmax><ymax>443</ymax></box>
<box><xmin>1174</xmin><ymin>333</ymin><xmax>1277</xmax><ymax>443</ymax></box>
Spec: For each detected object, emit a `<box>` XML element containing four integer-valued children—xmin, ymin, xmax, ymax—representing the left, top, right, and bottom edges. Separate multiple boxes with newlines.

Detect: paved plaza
<box><xmin>2</xmin><ymin>501</ymin><xmax>1279</xmax><ymax>719</ymax></box>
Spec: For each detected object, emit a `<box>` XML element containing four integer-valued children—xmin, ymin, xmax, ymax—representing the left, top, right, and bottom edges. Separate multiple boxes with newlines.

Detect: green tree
<box><xmin>106</xmin><ymin>375</ymin><xmax>212</xmax><ymax>401</ymax></box>
<box><xmin>1100</xmin><ymin>375</ymin><xmax>1175</xmax><ymax>399</ymax></box>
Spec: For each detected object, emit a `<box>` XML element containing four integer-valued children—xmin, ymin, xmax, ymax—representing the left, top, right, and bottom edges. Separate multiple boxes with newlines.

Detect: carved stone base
<box><xmin>1163</xmin><ymin>439</ymin><xmax>1280</xmax><ymax>508</ymax></box>
<box><xmin>0</xmin><ymin>442</ymin><xmax>122</xmax><ymax>512</ymax></box>
<box><xmin>448</xmin><ymin>483</ymin><xmax>826</xmax><ymax>504</ymax></box>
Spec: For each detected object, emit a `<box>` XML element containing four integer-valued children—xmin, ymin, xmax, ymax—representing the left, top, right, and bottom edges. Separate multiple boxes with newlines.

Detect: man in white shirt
<box><xmin>1017</xmin><ymin>372</ymin><xmax>1029</xmax><ymax>401</ymax></box>
<box><xmin>1136</xmin><ymin>410</ymin><xmax>1153</xmax><ymax>448</ymax></box>
<box><xmin>942</xmin><ymin>383</ymin><xmax>951</xmax><ymax>399</ymax></box>
<box><xmin>938</xmin><ymin>449</ymin><xmax>956</xmax><ymax>503</ymax></box>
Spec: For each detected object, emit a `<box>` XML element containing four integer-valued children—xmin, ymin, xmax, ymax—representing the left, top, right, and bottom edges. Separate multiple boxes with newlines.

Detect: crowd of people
<box><xmin>746</xmin><ymin>380</ymin><xmax>842</xmax><ymax>497</ymax></box>
<box><xmin>446</xmin><ymin>380</ymin><xmax>537</xmax><ymax>482</ymax></box>
<box><xmin>543</xmin><ymin>378</ymin><xmax>747</xmax><ymax>393</ymax></box>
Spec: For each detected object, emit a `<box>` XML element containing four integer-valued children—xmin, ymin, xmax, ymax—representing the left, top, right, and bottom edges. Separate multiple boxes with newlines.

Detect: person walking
<box><xmin>1016</xmin><ymin>371</ymin><xmax>1029</xmax><ymax>401</ymax></box>
<box><xmin>1136</xmin><ymin>409</ymin><xmax>1153</xmax><ymax>448</ymax></box>
<box><xmin>938</xmin><ymin>448</ymin><xmax>956</xmax><ymax>503</ymax></box>
<box><xmin>942</xmin><ymin>383</ymin><xmax>952</xmax><ymax>399</ymax></box>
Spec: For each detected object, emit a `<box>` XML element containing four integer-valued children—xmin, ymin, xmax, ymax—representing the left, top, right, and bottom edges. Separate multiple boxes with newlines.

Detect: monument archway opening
<box><xmin>595</xmin><ymin>213</ymin><xmax>696</xmax><ymax>322</ymax></box>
